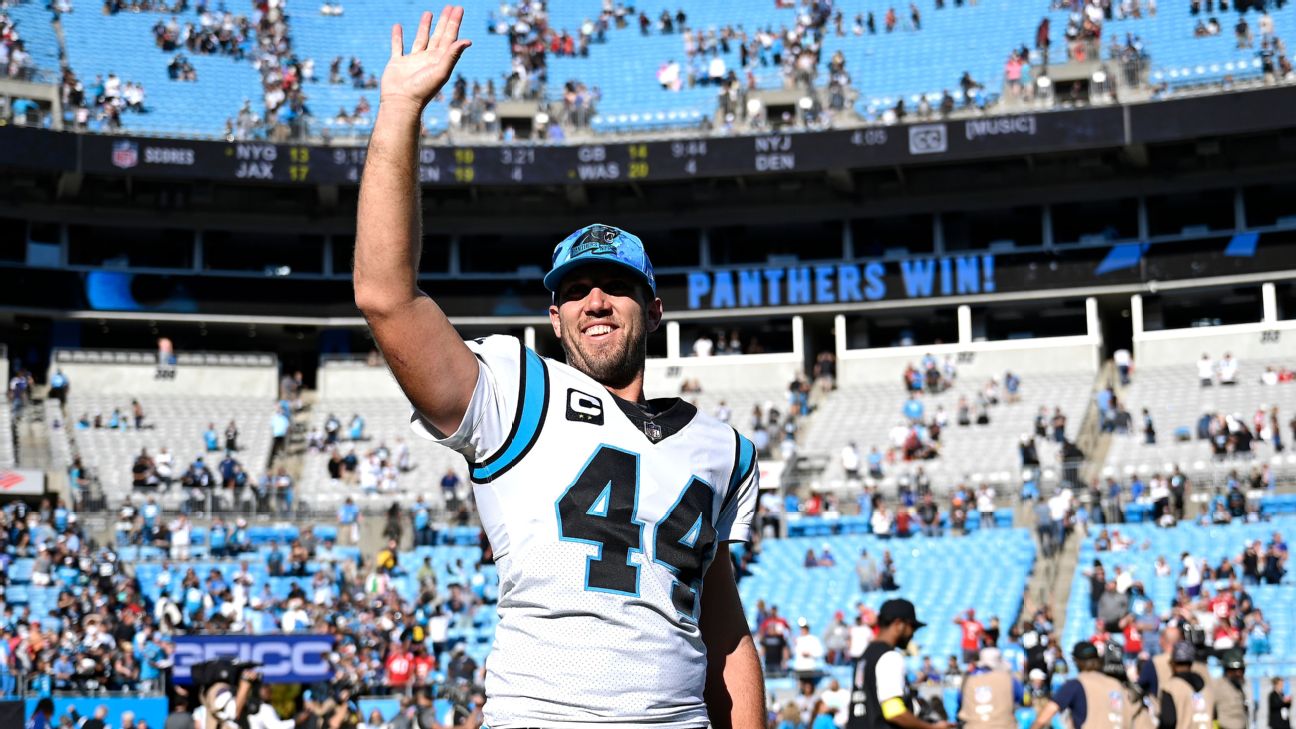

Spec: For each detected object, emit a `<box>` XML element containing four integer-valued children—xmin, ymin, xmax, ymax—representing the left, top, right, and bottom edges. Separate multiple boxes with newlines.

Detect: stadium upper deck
<box><xmin>2</xmin><ymin>0</ymin><xmax>1293</xmax><ymax>138</ymax></box>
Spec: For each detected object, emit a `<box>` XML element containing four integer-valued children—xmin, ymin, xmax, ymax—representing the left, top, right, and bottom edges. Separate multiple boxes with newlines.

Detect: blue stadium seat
<box><xmin>33</xmin><ymin>0</ymin><xmax>1294</xmax><ymax>136</ymax></box>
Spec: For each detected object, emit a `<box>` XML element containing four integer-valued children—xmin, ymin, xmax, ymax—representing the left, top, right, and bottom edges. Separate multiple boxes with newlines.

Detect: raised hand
<box><xmin>381</xmin><ymin>5</ymin><xmax>472</xmax><ymax>114</ymax></box>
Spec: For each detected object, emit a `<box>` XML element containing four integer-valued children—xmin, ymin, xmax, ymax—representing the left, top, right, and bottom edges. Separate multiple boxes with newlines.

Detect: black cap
<box><xmin>1221</xmin><ymin>648</ymin><xmax>1245</xmax><ymax>670</ymax></box>
<box><xmin>1072</xmin><ymin>641</ymin><xmax>1100</xmax><ymax>661</ymax></box>
<box><xmin>1171</xmin><ymin>641</ymin><xmax>1196</xmax><ymax>664</ymax></box>
<box><xmin>878</xmin><ymin>599</ymin><xmax>926</xmax><ymax>629</ymax></box>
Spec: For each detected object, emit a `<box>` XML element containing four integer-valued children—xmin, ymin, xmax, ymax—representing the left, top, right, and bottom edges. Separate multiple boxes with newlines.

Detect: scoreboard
<box><xmin>6</xmin><ymin>86</ymin><xmax>1296</xmax><ymax>186</ymax></box>
<box><xmin>75</xmin><ymin>107</ymin><xmax>1125</xmax><ymax>185</ymax></box>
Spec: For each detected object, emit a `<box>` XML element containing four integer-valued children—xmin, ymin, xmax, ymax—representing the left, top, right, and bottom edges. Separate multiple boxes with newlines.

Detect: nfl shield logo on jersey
<box><xmin>112</xmin><ymin>141</ymin><xmax>139</xmax><ymax>169</ymax></box>
<box><xmin>1108</xmin><ymin>690</ymin><xmax>1124</xmax><ymax>710</ymax></box>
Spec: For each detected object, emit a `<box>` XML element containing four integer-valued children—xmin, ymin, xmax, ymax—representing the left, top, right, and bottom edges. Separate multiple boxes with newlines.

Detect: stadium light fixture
<box><xmin>1036</xmin><ymin>76</ymin><xmax>1052</xmax><ymax>89</ymax></box>
<box><xmin>797</xmin><ymin>96</ymin><xmax>814</xmax><ymax>110</ymax></box>
<box><xmin>746</xmin><ymin>98</ymin><xmax>763</xmax><ymax>116</ymax></box>
<box><xmin>535</xmin><ymin>112</ymin><xmax>550</xmax><ymax>126</ymax></box>
<box><xmin>1092</xmin><ymin>70</ymin><xmax>1108</xmax><ymax>84</ymax></box>
<box><xmin>448</xmin><ymin>108</ymin><xmax>462</xmax><ymax>125</ymax></box>
<box><xmin>483</xmin><ymin>111</ymin><xmax>498</xmax><ymax>124</ymax></box>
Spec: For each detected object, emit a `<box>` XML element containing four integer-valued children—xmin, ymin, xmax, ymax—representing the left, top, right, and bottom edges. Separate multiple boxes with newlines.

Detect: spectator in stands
<box><xmin>976</xmin><ymin>484</ymin><xmax>997</xmax><ymax>529</ymax></box>
<box><xmin>1219</xmin><ymin>352</ymin><xmax>1239</xmax><ymax>384</ymax></box>
<box><xmin>271</xmin><ymin>407</ymin><xmax>290</xmax><ymax>458</ymax></box>
<box><xmin>1262</xmin><ymin>541</ymin><xmax>1286</xmax><ymax>584</ymax></box>
<box><xmin>1197</xmin><ymin>353</ymin><xmax>1217</xmax><ymax>386</ymax></box>
<box><xmin>870</xmin><ymin>499</ymin><xmax>894</xmax><ymax>539</ymax></box>
<box><xmin>1050</xmin><ymin>407</ymin><xmax>1067</xmax><ymax>443</ymax></box>
<box><xmin>1238</xmin><ymin>15</ymin><xmax>1254</xmax><ymax>48</ymax></box>
<box><xmin>916</xmin><ymin>494</ymin><xmax>941</xmax><ymax>537</ymax></box>
<box><xmin>955</xmin><ymin>609</ymin><xmax>984</xmax><ymax>665</ymax></box>
<box><xmin>857</xmin><ymin>549</ymin><xmax>880</xmax><ymax>591</ymax></box>
<box><xmin>440</xmin><ymin>467</ymin><xmax>462</xmax><ymax>507</ymax></box>
<box><xmin>47</xmin><ymin>368</ymin><xmax>69</xmax><ymax>409</ymax></box>
<box><xmin>792</xmin><ymin>619</ymin><xmax>826</xmax><ymax>674</ymax></box>
<box><xmin>274</xmin><ymin>466</ymin><xmax>294</xmax><ymax>514</ymax></box>
<box><xmin>325</xmin><ymin>412</ymin><xmax>342</xmax><ymax>444</ymax></box>
<box><xmin>202</xmin><ymin>422</ymin><xmax>220</xmax><ymax>452</ymax></box>
<box><xmin>223</xmin><ymin>419</ymin><xmax>239</xmax><ymax>451</ymax></box>
<box><xmin>835</xmin><ymin>441</ymin><xmax>863</xmax><ymax>483</ymax></box>
<box><xmin>760</xmin><ymin>608</ymin><xmax>792</xmax><ymax>676</ymax></box>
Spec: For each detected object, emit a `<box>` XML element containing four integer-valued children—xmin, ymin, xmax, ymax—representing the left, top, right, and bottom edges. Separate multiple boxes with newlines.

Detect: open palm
<box><xmin>381</xmin><ymin>5</ymin><xmax>472</xmax><ymax>112</ymax></box>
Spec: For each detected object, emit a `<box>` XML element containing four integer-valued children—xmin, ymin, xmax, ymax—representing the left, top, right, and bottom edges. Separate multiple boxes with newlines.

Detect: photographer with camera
<box><xmin>189</xmin><ymin>660</ymin><xmax>258</xmax><ymax>729</ymax></box>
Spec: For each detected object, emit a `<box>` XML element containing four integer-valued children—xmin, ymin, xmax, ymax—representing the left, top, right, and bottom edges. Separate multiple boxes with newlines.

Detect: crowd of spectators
<box><xmin>150</xmin><ymin>5</ymin><xmax>251</xmax><ymax>60</ymax></box>
<box><xmin>1083</xmin><ymin>529</ymin><xmax>1287</xmax><ymax>666</ymax></box>
<box><xmin>760</xmin><ymin>548</ymin><xmax>1070</xmax><ymax>728</ymax></box>
<box><xmin>0</xmin><ymin>5</ymin><xmax>34</xmax><ymax>80</ymax></box>
<box><xmin>54</xmin><ymin>69</ymin><xmax>149</xmax><ymax>132</ymax></box>
<box><xmin>0</xmin><ymin>495</ymin><xmax>495</xmax><ymax>722</ymax></box>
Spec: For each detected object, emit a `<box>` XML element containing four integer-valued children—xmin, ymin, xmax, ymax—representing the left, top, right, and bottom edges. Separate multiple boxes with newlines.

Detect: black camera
<box><xmin>191</xmin><ymin>659</ymin><xmax>260</xmax><ymax>689</ymax></box>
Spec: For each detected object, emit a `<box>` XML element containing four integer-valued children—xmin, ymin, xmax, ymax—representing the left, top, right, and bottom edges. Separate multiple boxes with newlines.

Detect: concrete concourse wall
<box><xmin>1133</xmin><ymin>319</ymin><xmax>1296</xmax><ymax>368</ymax></box>
<box><xmin>50</xmin><ymin>358</ymin><xmax>278</xmax><ymax>398</ymax></box>
<box><xmin>836</xmin><ymin>335</ymin><xmax>1103</xmax><ymax>385</ymax></box>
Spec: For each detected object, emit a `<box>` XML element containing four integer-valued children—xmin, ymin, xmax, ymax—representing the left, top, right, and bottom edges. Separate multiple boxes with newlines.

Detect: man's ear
<box><xmin>548</xmin><ymin>304</ymin><xmax>562</xmax><ymax>339</ymax></box>
<box><xmin>646</xmin><ymin>297</ymin><xmax>664</xmax><ymax>333</ymax></box>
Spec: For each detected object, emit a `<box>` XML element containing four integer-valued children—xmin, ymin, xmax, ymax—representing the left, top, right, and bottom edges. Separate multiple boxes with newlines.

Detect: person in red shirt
<box><xmin>954</xmin><ymin>608</ymin><xmax>984</xmax><ymax>665</ymax></box>
<box><xmin>411</xmin><ymin>642</ymin><xmax>437</xmax><ymax>686</ymax></box>
<box><xmin>895</xmin><ymin>508</ymin><xmax>912</xmax><ymax>538</ymax></box>
<box><xmin>1122</xmin><ymin>620</ymin><xmax>1143</xmax><ymax>661</ymax></box>
<box><xmin>385</xmin><ymin>642</ymin><xmax>415</xmax><ymax>689</ymax></box>
<box><xmin>805</xmin><ymin>493</ymin><xmax>824</xmax><ymax>516</ymax></box>
<box><xmin>1089</xmin><ymin>618</ymin><xmax>1110</xmax><ymax>653</ymax></box>
<box><xmin>759</xmin><ymin>605</ymin><xmax>791</xmax><ymax>638</ymax></box>
<box><xmin>1211</xmin><ymin>589</ymin><xmax>1236</xmax><ymax>621</ymax></box>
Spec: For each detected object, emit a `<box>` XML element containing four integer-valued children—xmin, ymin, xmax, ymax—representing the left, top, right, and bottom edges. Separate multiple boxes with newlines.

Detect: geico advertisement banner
<box><xmin>173</xmin><ymin>634</ymin><xmax>333</xmax><ymax>684</ymax></box>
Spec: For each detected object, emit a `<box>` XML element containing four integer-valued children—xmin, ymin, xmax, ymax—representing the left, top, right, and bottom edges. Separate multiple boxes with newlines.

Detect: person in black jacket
<box><xmin>1270</xmin><ymin>678</ymin><xmax>1292</xmax><ymax>729</ymax></box>
<box><xmin>847</xmin><ymin>599</ymin><xmax>949</xmax><ymax>729</ymax></box>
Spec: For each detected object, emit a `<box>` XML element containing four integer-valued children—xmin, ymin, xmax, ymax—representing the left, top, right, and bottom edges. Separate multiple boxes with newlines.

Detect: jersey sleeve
<box><xmin>716</xmin><ymin>431</ymin><xmax>759</xmax><ymax>544</ymax></box>
<box><xmin>409</xmin><ymin>335</ymin><xmax>549</xmax><ymax>480</ymax></box>
<box><xmin>874</xmin><ymin>650</ymin><xmax>907</xmax><ymax>704</ymax></box>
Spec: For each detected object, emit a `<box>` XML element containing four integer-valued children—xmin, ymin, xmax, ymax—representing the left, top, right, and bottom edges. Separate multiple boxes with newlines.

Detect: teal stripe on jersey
<box><xmin>472</xmin><ymin>347</ymin><xmax>548</xmax><ymax>481</ymax></box>
<box><xmin>729</xmin><ymin>434</ymin><xmax>755</xmax><ymax>492</ymax></box>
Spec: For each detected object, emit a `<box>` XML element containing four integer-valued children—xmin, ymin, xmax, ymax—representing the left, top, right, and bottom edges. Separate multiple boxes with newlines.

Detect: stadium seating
<box><xmin>1102</xmin><ymin>358</ymin><xmax>1296</xmax><ymax>486</ymax></box>
<box><xmin>298</xmin><ymin>396</ymin><xmax>466</xmax><ymax>511</ymax></box>
<box><xmin>4</xmin><ymin>0</ymin><xmax>60</xmax><ymax>78</ymax></box>
<box><xmin>803</xmin><ymin>370</ymin><xmax>1095</xmax><ymax>491</ymax></box>
<box><xmin>61</xmin><ymin>393</ymin><xmax>274</xmax><ymax>510</ymax></box>
<box><xmin>58</xmin><ymin>7</ymin><xmax>264</xmax><ymax>136</ymax></box>
<box><xmin>23</xmin><ymin>0</ymin><xmax>1293</xmax><ymax>137</ymax></box>
<box><xmin>1061</xmin><ymin>517</ymin><xmax>1295</xmax><ymax>676</ymax></box>
<box><xmin>740</xmin><ymin>528</ymin><xmax>1036</xmax><ymax>672</ymax></box>
<box><xmin>1048</xmin><ymin>1</ymin><xmax>1279</xmax><ymax>89</ymax></box>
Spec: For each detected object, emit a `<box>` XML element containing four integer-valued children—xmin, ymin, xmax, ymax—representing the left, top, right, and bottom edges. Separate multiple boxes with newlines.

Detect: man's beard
<box><xmin>560</xmin><ymin>319</ymin><xmax>647</xmax><ymax>391</ymax></box>
<box><xmin>895</xmin><ymin>633</ymin><xmax>912</xmax><ymax>651</ymax></box>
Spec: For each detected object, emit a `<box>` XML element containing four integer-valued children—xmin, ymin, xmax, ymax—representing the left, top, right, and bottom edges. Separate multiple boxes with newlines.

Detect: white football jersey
<box><xmin>412</xmin><ymin>335</ymin><xmax>759</xmax><ymax>728</ymax></box>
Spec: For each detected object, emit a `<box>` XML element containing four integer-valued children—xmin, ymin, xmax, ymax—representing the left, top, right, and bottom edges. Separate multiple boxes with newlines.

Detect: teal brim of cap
<box><xmin>543</xmin><ymin>223</ymin><xmax>657</xmax><ymax>295</ymax></box>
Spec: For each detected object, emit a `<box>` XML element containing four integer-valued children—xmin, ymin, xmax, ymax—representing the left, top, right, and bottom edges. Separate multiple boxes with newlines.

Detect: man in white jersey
<box><xmin>352</xmin><ymin>7</ymin><xmax>764</xmax><ymax>728</ymax></box>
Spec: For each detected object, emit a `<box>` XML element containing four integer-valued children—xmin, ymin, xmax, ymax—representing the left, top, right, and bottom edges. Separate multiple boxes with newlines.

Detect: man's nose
<box><xmin>583</xmin><ymin>287</ymin><xmax>612</xmax><ymax>312</ymax></box>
